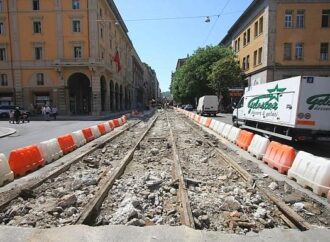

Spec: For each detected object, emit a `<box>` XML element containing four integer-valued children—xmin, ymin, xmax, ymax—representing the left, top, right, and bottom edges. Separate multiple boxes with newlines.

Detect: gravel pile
<box><xmin>96</xmin><ymin>116</ymin><xmax>182</xmax><ymax>226</ymax></box>
<box><xmin>0</xmin><ymin>120</ymin><xmax>151</xmax><ymax>228</ymax></box>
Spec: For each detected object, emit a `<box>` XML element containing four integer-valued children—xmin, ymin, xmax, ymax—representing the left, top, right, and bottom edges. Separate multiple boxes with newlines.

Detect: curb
<box><xmin>0</xmin><ymin>128</ymin><xmax>16</xmax><ymax>138</ymax></box>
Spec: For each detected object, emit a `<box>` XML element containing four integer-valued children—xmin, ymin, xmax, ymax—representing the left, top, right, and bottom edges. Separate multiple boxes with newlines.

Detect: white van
<box><xmin>197</xmin><ymin>95</ymin><xmax>218</xmax><ymax>116</ymax></box>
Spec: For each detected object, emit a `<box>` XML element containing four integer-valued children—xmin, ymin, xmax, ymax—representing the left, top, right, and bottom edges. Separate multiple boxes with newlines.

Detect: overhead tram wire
<box><xmin>203</xmin><ymin>0</ymin><xmax>232</xmax><ymax>45</ymax></box>
<box><xmin>95</xmin><ymin>10</ymin><xmax>243</xmax><ymax>23</ymax></box>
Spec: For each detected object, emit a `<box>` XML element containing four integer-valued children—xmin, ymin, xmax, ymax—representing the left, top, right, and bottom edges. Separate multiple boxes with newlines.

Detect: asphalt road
<box><xmin>0</xmin><ymin>120</ymin><xmax>103</xmax><ymax>156</ymax></box>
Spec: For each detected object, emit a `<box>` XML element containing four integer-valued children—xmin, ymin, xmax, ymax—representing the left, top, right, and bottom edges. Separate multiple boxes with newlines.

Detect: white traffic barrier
<box><xmin>200</xmin><ymin>117</ymin><xmax>207</xmax><ymax>126</ymax></box>
<box><xmin>212</xmin><ymin>120</ymin><xmax>221</xmax><ymax>132</ymax></box>
<box><xmin>227</xmin><ymin>127</ymin><xmax>241</xmax><ymax>143</ymax></box>
<box><xmin>209</xmin><ymin>119</ymin><xmax>217</xmax><ymax>130</ymax></box>
<box><xmin>38</xmin><ymin>138</ymin><xmax>63</xmax><ymax>164</ymax></box>
<box><xmin>118</xmin><ymin>118</ymin><xmax>123</xmax><ymax>126</ymax></box>
<box><xmin>72</xmin><ymin>130</ymin><xmax>87</xmax><ymax>147</ymax></box>
<box><xmin>247</xmin><ymin>134</ymin><xmax>270</xmax><ymax>159</ymax></box>
<box><xmin>216</xmin><ymin>122</ymin><xmax>226</xmax><ymax>135</ymax></box>
<box><xmin>0</xmin><ymin>153</ymin><xmax>14</xmax><ymax>187</ymax></box>
<box><xmin>91</xmin><ymin>125</ymin><xmax>101</xmax><ymax>139</ymax></box>
<box><xmin>288</xmin><ymin>151</ymin><xmax>330</xmax><ymax>197</ymax></box>
<box><xmin>221</xmin><ymin>124</ymin><xmax>233</xmax><ymax>139</ymax></box>
<box><xmin>103</xmin><ymin>122</ymin><xmax>112</xmax><ymax>133</ymax></box>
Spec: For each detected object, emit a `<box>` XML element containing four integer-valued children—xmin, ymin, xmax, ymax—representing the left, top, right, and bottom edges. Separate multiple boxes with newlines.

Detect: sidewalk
<box><xmin>0</xmin><ymin>127</ymin><xmax>16</xmax><ymax>138</ymax></box>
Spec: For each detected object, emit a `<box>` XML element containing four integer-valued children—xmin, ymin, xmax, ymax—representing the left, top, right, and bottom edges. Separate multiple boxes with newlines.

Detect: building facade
<box><xmin>0</xmin><ymin>0</ymin><xmax>153</xmax><ymax>115</ymax></box>
<box><xmin>221</xmin><ymin>0</ymin><xmax>330</xmax><ymax>86</ymax></box>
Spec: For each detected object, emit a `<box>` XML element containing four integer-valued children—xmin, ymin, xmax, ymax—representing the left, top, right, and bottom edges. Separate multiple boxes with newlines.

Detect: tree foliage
<box><xmin>171</xmin><ymin>45</ymin><xmax>242</xmax><ymax>104</ymax></box>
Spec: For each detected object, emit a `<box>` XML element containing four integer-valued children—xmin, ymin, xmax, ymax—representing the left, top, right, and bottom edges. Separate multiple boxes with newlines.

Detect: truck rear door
<box><xmin>276</xmin><ymin>92</ymin><xmax>295</xmax><ymax>124</ymax></box>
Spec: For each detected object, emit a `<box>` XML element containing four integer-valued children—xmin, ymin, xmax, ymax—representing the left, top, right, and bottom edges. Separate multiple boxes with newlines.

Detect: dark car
<box><xmin>184</xmin><ymin>104</ymin><xmax>193</xmax><ymax>111</ymax></box>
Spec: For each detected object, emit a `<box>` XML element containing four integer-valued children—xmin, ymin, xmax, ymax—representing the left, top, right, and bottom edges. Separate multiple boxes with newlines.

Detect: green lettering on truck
<box><xmin>247</xmin><ymin>84</ymin><xmax>286</xmax><ymax>113</ymax></box>
<box><xmin>306</xmin><ymin>94</ymin><xmax>330</xmax><ymax>110</ymax></box>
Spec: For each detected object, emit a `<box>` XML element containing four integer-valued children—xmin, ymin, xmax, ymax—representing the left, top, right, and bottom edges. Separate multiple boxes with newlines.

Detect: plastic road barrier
<box><xmin>91</xmin><ymin>125</ymin><xmax>101</xmax><ymax>139</ymax></box>
<box><xmin>118</xmin><ymin>118</ymin><xmax>123</xmax><ymax>126</ymax></box>
<box><xmin>216</xmin><ymin>122</ymin><xmax>226</xmax><ymax>135</ymax></box>
<box><xmin>236</xmin><ymin>130</ymin><xmax>254</xmax><ymax>150</ymax></box>
<box><xmin>199</xmin><ymin>117</ymin><xmax>206</xmax><ymax>125</ymax></box>
<box><xmin>97</xmin><ymin>124</ymin><xmax>106</xmax><ymax>136</ymax></box>
<box><xmin>212</xmin><ymin>120</ymin><xmax>220</xmax><ymax>132</ymax></box>
<box><xmin>103</xmin><ymin>122</ymin><xmax>112</xmax><ymax>133</ymax></box>
<box><xmin>288</xmin><ymin>151</ymin><xmax>330</xmax><ymax>197</ymax></box>
<box><xmin>113</xmin><ymin>119</ymin><xmax>120</xmax><ymax>127</ymax></box>
<box><xmin>247</xmin><ymin>135</ymin><xmax>270</xmax><ymax>160</ymax></box>
<box><xmin>328</xmin><ymin>190</ymin><xmax>330</xmax><ymax>203</ymax></box>
<box><xmin>38</xmin><ymin>138</ymin><xmax>63</xmax><ymax>164</ymax></box>
<box><xmin>209</xmin><ymin>119</ymin><xmax>217</xmax><ymax>130</ymax></box>
<box><xmin>72</xmin><ymin>130</ymin><xmax>87</xmax><ymax>147</ymax></box>
<box><xmin>109</xmin><ymin>120</ymin><xmax>115</xmax><ymax>129</ymax></box>
<box><xmin>82</xmin><ymin>128</ymin><xmax>94</xmax><ymax>142</ymax></box>
<box><xmin>57</xmin><ymin>134</ymin><xmax>77</xmax><ymax>155</ymax></box>
<box><xmin>227</xmin><ymin>127</ymin><xmax>241</xmax><ymax>143</ymax></box>
<box><xmin>0</xmin><ymin>153</ymin><xmax>14</xmax><ymax>186</ymax></box>
<box><xmin>222</xmin><ymin>124</ymin><xmax>233</xmax><ymax>139</ymax></box>
<box><xmin>8</xmin><ymin>145</ymin><xmax>45</xmax><ymax>177</ymax></box>
<box><xmin>262</xmin><ymin>141</ymin><xmax>296</xmax><ymax>174</ymax></box>
<box><xmin>204</xmin><ymin>118</ymin><xmax>212</xmax><ymax>128</ymax></box>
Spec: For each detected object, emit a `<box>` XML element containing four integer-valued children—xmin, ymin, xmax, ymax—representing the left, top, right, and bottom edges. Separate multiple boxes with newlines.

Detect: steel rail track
<box><xmin>75</xmin><ymin>115</ymin><xmax>159</xmax><ymax>224</ymax></box>
<box><xmin>175</xmin><ymin>111</ymin><xmax>311</xmax><ymax>231</ymax></box>
<box><xmin>0</xmin><ymin>120</ymin><xmax>142</xmax><ymax>211</ymax></box>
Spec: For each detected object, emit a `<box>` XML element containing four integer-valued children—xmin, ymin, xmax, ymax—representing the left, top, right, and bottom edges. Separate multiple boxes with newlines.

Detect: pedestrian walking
<box><xmin>51</xmin><ymin>106</ymin><xmax>58</xmax><ymax>120</ymax></box>
<box><xmin>9</xmin><ymin>110</ymin><xmax>14</xmax><ymax>124</ymax></box>
<box><xmin>45</xmin><ymin>106</ymin><xmax>51</xmax><ymax>121</ymax></box>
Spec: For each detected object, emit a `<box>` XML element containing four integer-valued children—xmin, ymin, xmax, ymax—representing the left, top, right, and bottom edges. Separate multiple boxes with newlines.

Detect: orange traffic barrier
<box><xmin>235</xmin><ymin>130</ymin><xmax>254</xmax><ymax>150</ymax></box>
<box><xmin>262</xmin><ymin>141</ymin><xmax>296</xmax><ymax>174</ymax></box>
<box><xmin>328</xmin><ymin>190</ymin><xmax>330</xmax><ymax>203</ymax></box>
<box><xmin>8</xmin><ymin>145</ymin><xmax>45</xmax><ymax>177</ymax></box>
<box><xmin>97</xmin><ymin>124</ymin><xmax>106</xmax><ymax>135</ymax></box>
<box><xmin>57</xmin><ymin>134</ymin><xmax>77</xmax><ymax>154</ymax></box>
<box><xmin>109</xmin><ymin>120</ymin><xmax>115</xmax><ymax>129</ymax></box>
<box><xmin>82</xmin><ymin>128</ymin><xmax>94</xmax><ymax>142</ymax></box>
<box><xmin>113</xmin><ymin>119</ymin><xmax>120</xmax><ymax>127</ymax></box>
<box><xmin>205</xmin><ymin>118</ymin><xmax>212</xmax><ymax>128</ymax></box>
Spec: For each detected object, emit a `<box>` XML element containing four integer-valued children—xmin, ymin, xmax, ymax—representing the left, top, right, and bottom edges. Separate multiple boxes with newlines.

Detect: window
<box><xmin>243</xmin><ymin>32</ymin><xmax>247</xmax><ymax>46</ymax></box>
<box><xmin>247</xmin><ymin>28</ymin><xmax>251</xmax><ymax>44</ymax></box>
<box><xmin>36</xmin><ymin>73</ymin><xmax>44</xmax><ymax>86</ymax></box>
<box><xmin>0</xmin><ymin>22</ymin><xmax>4</xmax><ymax>35</ymax></box>
<box><xmin>259</xmin><ymin>17</ymin><xmax>263</xmax><ymax>33</ymax></box>
<box><xmin>110</xmin><ymin>39</ymin><xmax>112</xmax><ymax>49</ymax></box>
<box><xmin>74</xmin><ymin>46</ymin><xmax>82</xmax><ymax>58</ymax></box>
<box><xmin>322</xmin><ymin>10</ymin><xmax>330</xmax><ymax>27</ymax></box>
<box><xmin>234</xmin><ymin>40</ymin><xmax>237</xmax><ymax>52</ymax></box>
<box><xmin>242</xmin><ymin>57</ymin><xmax>246</xmax><ymax>70</ymax></box>
<box><xmin>0</xmin><ymin>48</ymin><xmax>6</xmax><ymax>61</ymax></box>
<box><xmin>72</xmin><ymin>0</ymin><xmax>80</xmax><ymax>9</ymax></box>
<box><xmin>246</xmin><ymin>55</ymin><xmax>250</xmax><ymax>70</ymax></box>
<box><xmin>253</xmin><ymin>50</ymin><xmax>258</xmax><ymax>66</ymax></box>
<box><xmin>33</xmin><ymin>21</ymin><xmax>41</xmax><ymax>33</ymax></box>
<box><xmin>33</xmin><ymin>0</ymin><xmax>40</xmax><ymax>10</ymax></box>
<box><xmin>254</xmin><ymin>21</ymin><xmax>258</xmax><ymax>37</ymax></box>
<box><xmin>99</xmin><ymin>8</ymin><xmax>102</xmax><ymax>18</ymax></box>
<box><xmin>284</xmin><ymin>43</ymin><xmax>292</xmax><ymax>60</ymax></box>
<box><xmin>35</xmin><ymin>47</ymin><xmax>42</xmax><ymax>60</ymax></box>
<box><xmin>0</xmin><ymin>74</ymin><xmax>7</xmax><ymax>86</ymax></box>
<box><xmin>320</xmin><ymin>43</ymin><xmax>329</xmax><ymax>60</ymax></box>
<box><xmin>100</xmin><ymin>28</ymin><xmax>103</xmax><ymax>38</ymax></box>
<box><xmin>258</xmin><ymin>47</ymin><xmax>262</xmax><ymax>64</ymax></box>
<box><xmin>0</xmin><ymin>1</ymin><xmax>3</xmax><ymax>12</ymax></box>
<box><xmin>72</xmin><ymin>20</ymin><xmax>81</xmax><ymax>32</ymax></box>
<box><xmin>295</xmin><ymin>43</ymin><xmax>303</xmax><ymax>60</ymax></box>
<box><xmin>285</xmin><ymin>10</ymin><xmax>293</xmax><ymax>28</ymax></box>
<box><xmin>296</xmin><ymin>10</ymin><xmax>305</xmax><ymax>28</ymax></box>
<box><xmin>237</xmin><ymin>38</ymin><xmax>241</xmax><ymax>50</ymax></box>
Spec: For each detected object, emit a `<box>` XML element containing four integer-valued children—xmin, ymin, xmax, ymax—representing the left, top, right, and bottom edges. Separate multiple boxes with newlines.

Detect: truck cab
<box><xmin>232</xmin><ymin>97</ymin><xmax>244</xmax><ymax>127</ymax></box>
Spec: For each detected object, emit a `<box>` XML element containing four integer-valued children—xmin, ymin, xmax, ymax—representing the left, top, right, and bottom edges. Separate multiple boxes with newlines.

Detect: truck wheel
<box><xmin>233</xmin><ymin>117</ymin><xmax>238</xmax><ymax>127</ymax></box>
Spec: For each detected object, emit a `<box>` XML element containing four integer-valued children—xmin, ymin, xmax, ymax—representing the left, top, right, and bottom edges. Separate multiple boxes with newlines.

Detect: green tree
<box><xmin>171</xmin><ymin>45</ymin><xmax>241</xmax><ymax>105</ymax></box>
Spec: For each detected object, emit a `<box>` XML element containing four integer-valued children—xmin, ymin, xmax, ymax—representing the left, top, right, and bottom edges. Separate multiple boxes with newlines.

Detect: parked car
<box><xmin>184</xmin><ymin>104</ymin><xmax>193</xmax><ymax>111</ymax></box>
<box><xmin>0</xmin><ymin>106</ymin><xmax>30</xmax><ymax>118</ymax></box>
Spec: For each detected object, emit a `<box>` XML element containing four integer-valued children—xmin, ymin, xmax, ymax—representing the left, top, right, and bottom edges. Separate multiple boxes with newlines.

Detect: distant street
<box><xmin>0</xmin><ymin>120</ymin><xmax>103</xmax><ymax>156</ymax></box>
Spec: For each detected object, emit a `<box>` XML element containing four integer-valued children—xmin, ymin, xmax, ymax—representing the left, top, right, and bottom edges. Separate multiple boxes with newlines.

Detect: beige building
<box><xmin>0</xmin><ymin>0</ymin><xmax>150</xmax><ymax>115</ymax></box>
<box><xmin>221</xmin><ymin>0</ymin><xmax>330</xmax><ymax>86</ymax></box>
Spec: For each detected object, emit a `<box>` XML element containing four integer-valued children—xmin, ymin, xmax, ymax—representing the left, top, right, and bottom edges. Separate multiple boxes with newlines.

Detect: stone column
<box><xmin>91</xmin><ymin>72</ymin><xmax>101</xmax><ymax>115</ymax></box>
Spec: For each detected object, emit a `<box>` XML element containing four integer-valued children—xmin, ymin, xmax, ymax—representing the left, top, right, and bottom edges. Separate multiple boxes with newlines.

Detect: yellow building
<box><xmin>0</xmin><ymin>0</ymin><xmax>144</xmax><ymax>115</ymax></box>
<box><xmin>221</xmin><ymin>0</ymin><xmax>330</xmax><ymax>86</ymax></box>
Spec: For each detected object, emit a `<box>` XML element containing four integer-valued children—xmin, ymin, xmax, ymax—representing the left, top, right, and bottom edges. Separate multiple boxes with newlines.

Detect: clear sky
<box><xmin>114</xmin><ymin>0</ymin><xmax>253</xmax><ymax>92</ymax></box>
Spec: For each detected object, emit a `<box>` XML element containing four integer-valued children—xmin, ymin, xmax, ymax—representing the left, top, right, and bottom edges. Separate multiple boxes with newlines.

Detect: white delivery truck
<box><xmin>232</xmin><ymin>76</ymin><xmax>330</xmax><ymax>141</ymax></box>
<box><xmin>197</xmin><ymin>95</ymin><xmax>218</xmax><ymax>116</ymax></box>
